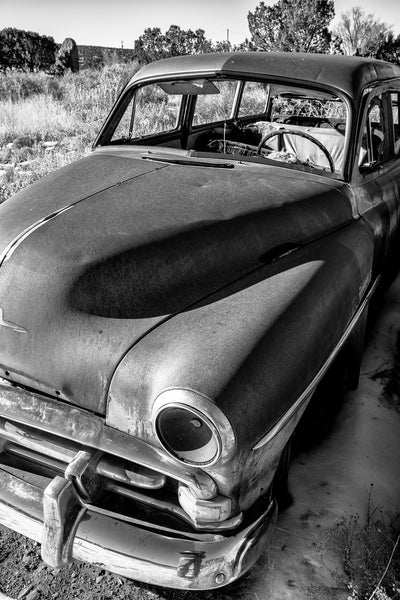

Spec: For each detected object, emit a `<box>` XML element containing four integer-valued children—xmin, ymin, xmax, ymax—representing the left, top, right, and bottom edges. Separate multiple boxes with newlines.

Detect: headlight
<box><xmin>156</xmin><ymin>404</ymin><xmax>220</xmax><ymax>465</ymax></box>
<box><xmin>153</xmin><ymin>389</ymin><xmax>235</xmax><ymax>467</ymax></box>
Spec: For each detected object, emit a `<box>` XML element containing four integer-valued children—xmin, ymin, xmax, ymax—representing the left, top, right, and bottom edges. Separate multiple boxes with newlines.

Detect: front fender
<box><xmin>107</xmin><ymin>219</ymin><xmax>374</xmax><ymax>505</ymax></box>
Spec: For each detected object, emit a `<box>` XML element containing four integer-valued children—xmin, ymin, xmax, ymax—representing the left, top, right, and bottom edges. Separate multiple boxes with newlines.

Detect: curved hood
<box><xmin>0</xmin><ymin>148</ymin><xmax>355</xmax><ymax>414</ymax></box>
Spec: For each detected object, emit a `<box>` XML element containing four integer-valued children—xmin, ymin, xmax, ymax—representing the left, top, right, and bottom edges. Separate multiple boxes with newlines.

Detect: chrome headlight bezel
<box><xmin>152</xmin><ymin>388</ymin><xmax>236</xmax><ymax>467</ymax></box>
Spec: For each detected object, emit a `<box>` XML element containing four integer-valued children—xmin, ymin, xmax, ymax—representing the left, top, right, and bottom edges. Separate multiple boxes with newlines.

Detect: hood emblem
<box><xmin>0</xmin><ymin>307</ymin><xmax>28</xmax><ymax>334</ymax></box>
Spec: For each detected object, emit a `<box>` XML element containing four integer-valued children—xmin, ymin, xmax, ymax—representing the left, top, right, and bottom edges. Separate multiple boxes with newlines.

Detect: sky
<box><xmin>1</xmin><ymin>0</ymin><xmax>400</xmax><ymax>48</ymax></box>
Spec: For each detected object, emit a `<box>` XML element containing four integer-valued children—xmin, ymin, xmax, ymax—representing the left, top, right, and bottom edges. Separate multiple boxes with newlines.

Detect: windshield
<box><xmin>100</xmin><ymin>77</ymin><xmax>348</xmax><ymax>176</ymax></box>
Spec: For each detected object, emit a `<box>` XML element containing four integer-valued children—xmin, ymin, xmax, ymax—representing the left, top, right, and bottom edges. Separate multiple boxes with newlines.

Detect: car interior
<box><xmin>102</xmin><ymin>78</ymin><xmax>348</xmax><ymax>173</ymax></box>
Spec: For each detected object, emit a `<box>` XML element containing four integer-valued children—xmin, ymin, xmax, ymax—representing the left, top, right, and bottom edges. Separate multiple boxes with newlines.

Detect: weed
<box><xmin>337</xmin><ymin>487</ymin><xmax>400</xmax><ymax>599</ymax></box>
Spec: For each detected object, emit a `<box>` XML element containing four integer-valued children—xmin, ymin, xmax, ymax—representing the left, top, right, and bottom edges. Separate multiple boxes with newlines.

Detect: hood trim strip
<box><xmin>0</xmin><ymin>161</ymin><xmax>170</xmax><ymax>269</ymax></box>
<box><xmin>0</xmin><ymin>206</ymin><xmax>74</xmax><ymax>267</ymax></box>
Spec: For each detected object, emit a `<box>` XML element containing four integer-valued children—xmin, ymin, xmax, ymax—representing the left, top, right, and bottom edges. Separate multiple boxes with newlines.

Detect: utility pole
<box><xmin>227</xmin><ymin>28</ymin><xmax>230</xmax><ymax>43</ymax></box>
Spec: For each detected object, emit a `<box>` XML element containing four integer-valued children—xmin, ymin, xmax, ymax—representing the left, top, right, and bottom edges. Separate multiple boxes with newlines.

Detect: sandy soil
<box><xmin>1</xmin><ymin>279</ymin><xmax>399</xmax><ymax>600</ymax></box>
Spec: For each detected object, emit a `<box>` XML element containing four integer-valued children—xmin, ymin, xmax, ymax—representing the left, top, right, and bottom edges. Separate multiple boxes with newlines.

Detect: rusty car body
<box><xmin>1</xmin><ymin>52</ymin><xmax>400</xmax><ymax>589</ymax></box>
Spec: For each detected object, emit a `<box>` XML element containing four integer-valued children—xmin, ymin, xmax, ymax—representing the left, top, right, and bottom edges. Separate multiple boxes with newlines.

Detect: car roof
<box><xmin>130</xmin><ymin>52</ymin><xmax>400</xmax><ymax>99</ymax></box>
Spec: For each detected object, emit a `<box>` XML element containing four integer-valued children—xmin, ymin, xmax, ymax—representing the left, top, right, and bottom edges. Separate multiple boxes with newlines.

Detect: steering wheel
<box><xmin>257</xmin><ymin>128</ymin><xmax>335</xmax><ymax>172</ymax></box>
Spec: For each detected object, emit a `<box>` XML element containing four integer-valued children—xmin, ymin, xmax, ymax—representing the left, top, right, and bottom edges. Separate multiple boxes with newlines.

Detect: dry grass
<box><xmin>0</xmin><ymin>96</ymin><xmax>79</xmax><ymax>143</ymax></box>
<box><xmin>0</xmin><ymin>63</ymin><xmax>138</xmax><ymax>203</ymax></box>
<box><xmin>337</xmin><ymin>488</ymin><xmax>400</xmax><ymax>600</ymax></box>
<box><xmin>0</xmin><ymin>142</ymin><xmax>91</xmax><ymax>202</ymax></box>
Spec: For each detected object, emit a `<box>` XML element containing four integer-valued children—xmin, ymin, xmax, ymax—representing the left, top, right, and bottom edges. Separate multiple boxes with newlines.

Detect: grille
<box><xmin>0</xmin><ymin>417</ymin><xmax>202</xmax><ymax>533</ymax></box>
<box><xmin>0</xmin><ymin>417</ymin><xmax>241</xmax><ymax>534</ymax></box>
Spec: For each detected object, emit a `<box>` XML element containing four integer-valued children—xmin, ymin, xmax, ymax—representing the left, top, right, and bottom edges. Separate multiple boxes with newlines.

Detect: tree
<box><xmin>33</xmin><ymin>34</ymin><xmax>58</xmax><ymax>72</ymax></box>
<box><xmin>333</xmin><ymin>7</ymin><xmax>392</xmax><ymax>56</ymax></box>
<box><xmin>134</xmin><ymin>25</ymin><xmax>235</xmax><ymax>63</ymax></box>
<box><xmin>234</xmin><ymin>38</ymin><xmax>258</xmax><ymax>52</ymax></box>
<box><xmin>23</xmin><ymin>31</ymin><xmax>58</xmax><ymax>72</ymax></box>
<box><xmin>247</xmin><ymin>0</ymin><xmax>335</xmax><ymax>53</ymax></box>
<box><xmin>0</xmin><ymin>28</ymin><xmax>57</xmax><ymax>72</ymax></box>
<box><xmin>0</xmin><ymin>28</ymin><xmax>28</xmax><ymax>71</ymax></box>
<box><xmin>376</xmin><ymin>32</ymin><xmax>400</xmax><ymax>63</ymax></box>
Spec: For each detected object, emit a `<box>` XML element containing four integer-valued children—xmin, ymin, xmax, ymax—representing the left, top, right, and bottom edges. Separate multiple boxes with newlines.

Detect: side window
<box><xmin>390</xmin><ymin>92</ymin><xmax>400</xmax><ymax>154</ymax></box>
<box><xmin>359</xmin><ymin>94</ymin><xmax>385</xmax><ymax>169</ymax></box>
<box><xmin>238</xmin><ymin>81</ymin><xmax>269</xmax><ymax>117</ymax></box>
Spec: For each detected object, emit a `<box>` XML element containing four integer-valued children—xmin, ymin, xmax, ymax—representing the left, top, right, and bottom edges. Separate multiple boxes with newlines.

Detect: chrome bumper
<box><xmin>0</xmin><ymin>466</ymin><xmax>276</xmax><ymax>590</ymax></box>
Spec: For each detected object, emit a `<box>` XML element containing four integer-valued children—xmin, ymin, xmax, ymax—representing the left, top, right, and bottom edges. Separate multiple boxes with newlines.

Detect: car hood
<box><xmin>0</xmin><ymin>148</ymin><xmax>354</xmax><ymax>414</ymax></box>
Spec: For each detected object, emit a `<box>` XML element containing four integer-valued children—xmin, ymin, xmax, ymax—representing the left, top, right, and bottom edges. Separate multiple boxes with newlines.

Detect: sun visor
<box><xmin>270</xmin><ymin>84</ymin><xmax>339</xmax><ymax>100</ymax></box>
<box><xmin>158</xmin><ymin>79</ymin><xmax>220</xmax><ymax>95</ymax></box>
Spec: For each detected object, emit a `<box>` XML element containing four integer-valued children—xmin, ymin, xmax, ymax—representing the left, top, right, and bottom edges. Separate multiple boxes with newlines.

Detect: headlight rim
<box><xmin>152</xmin><ymin>388</ymin><xmax>236</xmax><ymax>467</ymax></box>
<box><xmin>155</xmin><ymin>402</ymin><xmax>221</xmax><ymax>466</ymax></box>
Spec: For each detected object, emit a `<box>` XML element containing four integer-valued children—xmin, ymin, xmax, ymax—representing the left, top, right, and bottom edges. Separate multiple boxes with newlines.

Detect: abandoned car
<box><xmin>1</xmin><ymin>52</ymin><xmax>400</xmax><ymax>589</ymax></box>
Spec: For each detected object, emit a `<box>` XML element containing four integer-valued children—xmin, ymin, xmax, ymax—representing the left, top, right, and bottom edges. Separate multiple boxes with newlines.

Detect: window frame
<box><xmin>357</xmin><ymin>85</ymin><xmax>400</xmax><ymax>175</ymax></box>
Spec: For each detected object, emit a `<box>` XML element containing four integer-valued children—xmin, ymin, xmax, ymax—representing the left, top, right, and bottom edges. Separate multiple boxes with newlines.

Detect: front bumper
<box><xmin>0</xmin><ymin>466</ymin><xmax>276</xmax><ymax>589</ymax></box>
<box><xmin>0</xmin><ymin>379</ymin><xmax>277</xmax><ymax>589</ymax></box>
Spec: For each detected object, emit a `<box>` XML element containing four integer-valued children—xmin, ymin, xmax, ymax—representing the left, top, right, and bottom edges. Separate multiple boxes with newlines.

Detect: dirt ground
<box><xmin>1</xmin><ymin>278</ymin><xmax>400</xmax><ymax>600</ymax></box>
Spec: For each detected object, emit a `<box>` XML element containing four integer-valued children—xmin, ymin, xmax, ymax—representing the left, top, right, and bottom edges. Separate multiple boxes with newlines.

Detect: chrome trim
<box><xmin>0</xmin><ymin>206</ymin><xmax>73</xmax><ymax>267</ymax></box>
<box><xmin>0</xmin><ymin>418</ymin><xmax>77</xmax><ymax>462</ymax></box>
<box><xmin>0</xmin><ymin>418</ymin><xmax>166</xmax><ymax>491</ymax></box>
<box><xmin>81</xmin><ymin>493</ymin><xmax>216</xmax><ymax>540</ymax></box>
<box><xmin>0</xmin><ymin>432</ymin><xmax>236</xmax><ymax>530</ymax></box>
<box><xmin>253</xmin><ymin>275</ymin><xmax>380</xmax><ymax>450</ymax></box>
<box><xmin>153</xmin><ymin>389</ymin><xmax>236</xmax><ymax>464</ymax></box>
<box><xmin>0</xmin><ymin>467</ymin><xmax>277</xmax><ymax>590</ymax></box>
<box><xmin>41</xmin><ymin>476</ymin><xmax>86</xmax><ymax>568</ymax></box>
<box><xmin>0</xmin><ymin>432</ymin><xmax>231</xmax><ymax>531</ymax></box>
<box><xmin>0</xmin><ymin>382</ymin><xmax>217</xmax><ymax>499</ymax></box>
<box><xmin>98</xmin><ymin>456</ymin><xmax>166</xmax><ymax>490</ymax></box>
<box><xmin>104</xmin><ymin>480</ymin><xmax>243</xmax><ymax>532</ymax></box>
<box><xmin>4</xmin><ymin>442</ymin><xmax>66</xmax><ymax>472</ymax></box>
<box><xmin>65</xmin><ymin>449</ymin><xmax>104</xmax><ymax>502</ymax></box>
<box><xmin>155</xmin><ymin>402</ymin><xmax>222</xmax><ymax>467</ymax></box>
<box><xmin>0</xmin><ymin>307</ymin><xmax>27</xmax><ymax>333</ymax></box>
